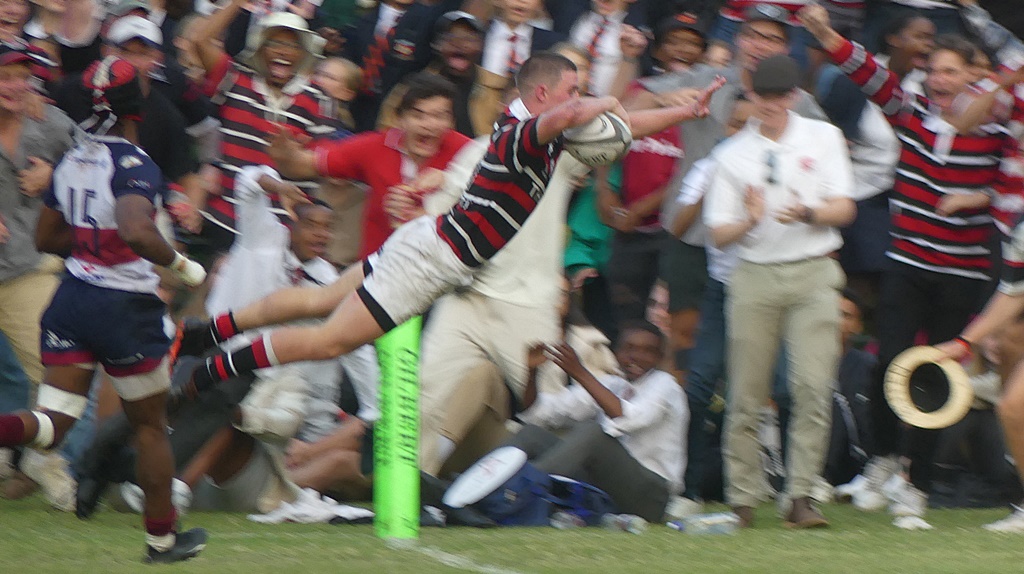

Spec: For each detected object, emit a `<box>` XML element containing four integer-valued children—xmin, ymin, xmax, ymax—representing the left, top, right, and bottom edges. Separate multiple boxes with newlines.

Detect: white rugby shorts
<box><xmin>357</xmin><ymin>216</ymin><xmax>476</xmax><ymax>331</ymax></box>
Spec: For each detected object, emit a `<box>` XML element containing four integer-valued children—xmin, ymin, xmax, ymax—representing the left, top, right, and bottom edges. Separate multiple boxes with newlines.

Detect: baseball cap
<box><xmin>654</xmin><ymin>12</ymin><xmax>707</xmax><ymax>47</ymax></box>
<box><xmin>751</xmin><ymin>54</ymin><xmax>800</xmax><ymax>95</ymax></box>
<box><xmin>107</xmin><ymin>15</ymin><xmax>163</xmax><ymax>48</ymax></box>
<box><xmin>0</xmin><ymin>43</ymin><xmax>35</xmax><ymax>67</ymax></box>
<box><xmin>743</xmin><ymin>3</ymin><xmax>791</xmax><ymax>28</ymax></box>
<box><xmin>435</xmin><ymin>11</ymin><xmax>485</xmax><ymax>36</ymax></box>
<box><xmin>110</xmin><ymin>0</ymin><xmax>150</xmax><ymax>17</ymax></box>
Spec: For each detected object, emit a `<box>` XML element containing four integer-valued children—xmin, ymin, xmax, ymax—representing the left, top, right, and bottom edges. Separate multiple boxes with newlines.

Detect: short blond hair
<box><xmin>320</xmin><ymin>57</ymin><xmax>363</xmax><ymax>92</ymax></box>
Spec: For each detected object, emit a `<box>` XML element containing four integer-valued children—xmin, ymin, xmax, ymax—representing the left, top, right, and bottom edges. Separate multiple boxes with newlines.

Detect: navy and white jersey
<box><xmin>44</xmin><ymin>136</ymin><xmax>163</xmax><ymax>294</ymax></box>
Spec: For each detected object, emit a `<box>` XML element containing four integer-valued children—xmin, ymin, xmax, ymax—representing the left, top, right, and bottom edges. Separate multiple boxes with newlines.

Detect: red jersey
<box><xmin>314</xmin><ymin>128</ymin><xmax>472</xmax><ymax>258</ymax></box>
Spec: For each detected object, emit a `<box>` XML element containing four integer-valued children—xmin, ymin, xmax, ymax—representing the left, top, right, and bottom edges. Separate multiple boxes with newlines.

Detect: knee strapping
<box><xmin>36</xmin><ymin>385</ymin><xmax>88</xmax><ymax>419</ymax></box>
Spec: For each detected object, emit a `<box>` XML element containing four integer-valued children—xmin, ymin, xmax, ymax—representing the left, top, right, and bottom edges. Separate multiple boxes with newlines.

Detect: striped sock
<box><xmin>145</xmin><ymin>509</ymin><xmax>178</xmax><ymax>551</ymax></box>
<box><xmin>210</xmin><ymin>312</ymin><xmax>240</xmax><ymax>343</ymax></box>
<box><xmin>194</xmin><ymin>334</ymin><xmax>278</xmax><ymax>392</ymax></box>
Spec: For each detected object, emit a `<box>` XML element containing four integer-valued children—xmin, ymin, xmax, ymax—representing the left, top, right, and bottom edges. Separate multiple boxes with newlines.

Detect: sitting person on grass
<box><xmin>509</xmin><ymin>320</ymin><xmax>687</xmax><ymax>522</ymax></box>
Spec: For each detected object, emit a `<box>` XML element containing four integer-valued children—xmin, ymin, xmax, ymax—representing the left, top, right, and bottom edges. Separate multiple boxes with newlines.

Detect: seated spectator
<box><xmin>825</xmin><ymin>289</ymin><xmax>875</xmax><ymax>490</ymax></box>
<box><xmin>510</xmin><ymin>320</ymin><xmax>687</xmax><ymax>523</ymax></box>
<box><xmin>378</xmin><ymin>11</ymin><xmax>505</xmax><ymax>139</ymax></box>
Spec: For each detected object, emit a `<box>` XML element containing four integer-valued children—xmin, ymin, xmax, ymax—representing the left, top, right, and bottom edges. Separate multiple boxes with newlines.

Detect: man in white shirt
<box><xmin>511</xmin><ymin>321</ymin><xmax>687</xmax><ymax>522</ymax></box>
<box><xmin>569</xmin><ymin>0</ymin><xmax>629</xmax><ymax>95</ymax></box>
<box><xmin>704</xmin><ymin>54</ymin><xmax>855</xmax><ymax>529</ymax></box>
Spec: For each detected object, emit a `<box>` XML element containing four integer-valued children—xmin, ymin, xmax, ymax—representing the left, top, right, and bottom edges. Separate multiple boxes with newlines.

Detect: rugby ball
<box><xmin>563</xmin><ymin>111</ymin><xmax>632</xmax><ymax>167</ymax></box>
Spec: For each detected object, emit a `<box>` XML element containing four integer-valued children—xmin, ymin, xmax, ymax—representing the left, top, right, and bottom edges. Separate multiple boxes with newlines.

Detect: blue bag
<box><xmin>473</xmin><ymin>462</ymin><xmax>553</xmax><ymax>526</ymax></box>
<box><xmin>546</xmin><ymin>475</ymin><xmax>617</xmax><ymax>526</ymax></box>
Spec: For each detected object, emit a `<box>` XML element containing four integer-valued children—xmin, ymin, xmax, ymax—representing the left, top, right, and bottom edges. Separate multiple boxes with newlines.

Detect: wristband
<box><xmin>953</xmin><ymin>336</ymin><xmax>973</xmax><ymax>355</ymax></box>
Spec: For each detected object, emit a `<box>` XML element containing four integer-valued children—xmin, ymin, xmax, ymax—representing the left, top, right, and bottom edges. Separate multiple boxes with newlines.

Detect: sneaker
<box><xmin>121</xmin><ymin>479</ymin><xmax>193</xmax><ymax>516</ymax></box>
<box><xmin>834</xmin><ymin>474</ymin><xmax>867</xmax><ymax>503</ymax></box>
<box><xmin>664</xmin><ymin>496</ymin><xmax>703</xmax><ymax>521</ymax></box>
<box><xmin>893</xmin><ymin>515</ymin><xmax>933</xmax><ymax>530</ymax></box>
<box><xmin>889</xmin><ymin>479</ymin><xmax>928</xmax><ymax>518</ymax></box>
<box><xmin>853</xmin><ymin>455</ymin><xmax>899</xmax><ymax>512</ymax></box>
<box><xmin>20</xmin><ymin>450</ymin><xmax>76</xmax><ymax>512</ymax></box>
<box><xmin>983</xmin><ymin>506</ymin><xmax>1024</xmax><ymax>533</ymax></box>
<box><xmin>144</xmin><ymin>528</ymin><xmax>208</xmax><ymax>564</ymax></box>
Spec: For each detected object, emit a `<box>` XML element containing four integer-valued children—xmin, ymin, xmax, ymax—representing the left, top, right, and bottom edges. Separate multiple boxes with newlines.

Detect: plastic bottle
<box><xmin>667</xmin><ymin>512</ymin><xmax>740</xmax><ymax>535</ymax></box>
<box><xmin>601</xmin><ymin>513</ymin><xmax>648</xmax><ymax>534</ymax></box>
<box><xmin>550</xmin><ymin>511</ymin><xmax>586</xmax><ymax>529</ymax></box>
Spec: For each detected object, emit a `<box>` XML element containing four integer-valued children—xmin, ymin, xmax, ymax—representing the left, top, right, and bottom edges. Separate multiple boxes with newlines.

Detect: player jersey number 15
<box><xmin>69</xmin><ymin>187</ymin><xmax>102</xmax><ymax>258</ymax></box>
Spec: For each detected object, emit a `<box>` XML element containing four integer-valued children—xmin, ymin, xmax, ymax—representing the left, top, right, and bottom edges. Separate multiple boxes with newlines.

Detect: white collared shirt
<box><xmin>375</xmin><ymin>3</ymin><xmax>404</xmax><ymax>38</ymax></box>
<box><xmin>520</xmin><ymin>369</ymin><xmax>688</xmax><ymax>494</ymax></box>
<box><xmin>483</xmin><ymin>20</ymin><xmax>533</xmax><ymax>77</ymax></box>
<box><xmin>569</xmin><ymin>10</ymin><xmax>626</xmax><ymax>96</ymax></box>
<box><xmin>704</xmin><ymin>112</ymin><xmax>854</xmax><ymax>264</ymax></box>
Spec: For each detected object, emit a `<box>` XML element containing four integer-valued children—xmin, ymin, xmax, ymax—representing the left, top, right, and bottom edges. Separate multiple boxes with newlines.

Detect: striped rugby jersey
<box><xmin>437</xmin><ymin>98</ymin><xmax>564</xmax><ymax>267</ymax></box>
<box><xmin>204</xmin><ymin>53</ymin><xmax>338</xmax><ymax>234</ymax></box>
<box><xmin>831</xmin><ymin>38</ymin><xmax>1010</xmax><ymax>281</ymax></box>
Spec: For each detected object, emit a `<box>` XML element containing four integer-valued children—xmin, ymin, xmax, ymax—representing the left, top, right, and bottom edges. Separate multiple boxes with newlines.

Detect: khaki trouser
<box><xmin>434</xmin><ymin>361</ymin><xmax>512</xmax><ymax>476</ymax></box>
<box><xmin>418</xmin><ymin>290</ymin><xmax>559</xmax><ymax>474</ymax></box>
<box><xmin>0</xmin><ymin>256</ymin><xmax>61</xmax><ymax>387</ymax></box>
<box><xmin>724</xmin><ymin>257</ymin><xmax>843</xmax><ymax>507</ymax></box>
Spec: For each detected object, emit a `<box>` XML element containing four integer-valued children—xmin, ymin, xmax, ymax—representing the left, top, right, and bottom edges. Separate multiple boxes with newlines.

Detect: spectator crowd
<box><xmin>4</xmin><ymin>0</ymin><xmax>1024</xmax><ymax>536</ymax></box>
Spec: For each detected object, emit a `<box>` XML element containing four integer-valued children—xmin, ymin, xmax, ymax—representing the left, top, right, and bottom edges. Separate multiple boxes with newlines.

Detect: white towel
<box><xmin>247</xmin><ymin>488</ymin><xmax>375</xmax><ymax>524</ymax></box>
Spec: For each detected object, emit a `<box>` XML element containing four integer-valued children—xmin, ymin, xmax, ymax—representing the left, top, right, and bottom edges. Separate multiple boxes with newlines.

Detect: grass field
<box><xmin>2</xmin><ymin>495</ymin><xmax>1022</xmax><ymax>573</ymax></box>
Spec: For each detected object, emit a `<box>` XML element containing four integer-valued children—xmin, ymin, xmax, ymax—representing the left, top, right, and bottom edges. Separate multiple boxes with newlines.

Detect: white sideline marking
<box><xmin>409</xmin><ymin>544</ymin><xmax>527</xmax><ymax>574</ymax></box>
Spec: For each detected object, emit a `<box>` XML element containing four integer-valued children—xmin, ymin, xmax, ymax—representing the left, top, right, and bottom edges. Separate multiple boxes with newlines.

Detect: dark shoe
<box><xmin>144</xmin><ymin>528</ymin><xmax>208</xmax><ymax>564</ymax></box>
<box><xmin>445</xmin><ymin>505</ymin><xmax>497</xmax><ymax>528</ymax></box>
<box><xmin>420</xmin><ymin>506</ymin><xmax>446</xmax><ymax>527</ymax></box>
<box><xmin>784</xmin><ymin>497</ymin><xmax>829</xmax><ymax>529</ymax></box>
<box><xmin>419</xmin><ymin>471</ymin><xmax>449</xmax><ymax>508</ymax></box>
<box><xmin>732</xmin><ymin>505</ymin><xmax>755</xmax><ymax>528</ymax></box>
<box><xmin>174</xmin><ymin>318</ymin><xmax>219</xmax><ymax>360</ymax></box>
<box><xmin>75</xmin><ymin>476</ymin><xmax>109</xmax><ymax>519</ymax></box>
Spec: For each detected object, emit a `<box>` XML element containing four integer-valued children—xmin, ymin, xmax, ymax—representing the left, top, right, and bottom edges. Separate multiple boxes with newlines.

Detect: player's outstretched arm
<box><xmin>115</xmin><ymin>195</ymin><xmax>206</xmax><ymax>287</ymax></box>
<box><xmin>625</xmin><ymin>76</ymin><xmax>726</xmax><ymax>138</ymax></box>
<box><xmin>535</xmin><ymin>96</ymin><xmax>625</xmax><ymax>145</ymax></box>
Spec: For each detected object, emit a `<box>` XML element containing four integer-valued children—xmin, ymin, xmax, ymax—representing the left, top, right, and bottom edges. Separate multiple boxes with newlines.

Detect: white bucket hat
<box><xmin>239</xmin><ymin>12</ymin><xmax>325</xmax><ymax>77</ymax></box>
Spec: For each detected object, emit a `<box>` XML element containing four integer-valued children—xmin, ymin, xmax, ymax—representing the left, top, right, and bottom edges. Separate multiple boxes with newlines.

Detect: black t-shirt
<box><xmin>53</xmin><ymin>74</ymin><xmax>197</xmax><ymax>183</ymax></box>
<box><xmin>150</xmin><ymin>61</ymin><xmax>217</xmax><ymax>130</ymax></box>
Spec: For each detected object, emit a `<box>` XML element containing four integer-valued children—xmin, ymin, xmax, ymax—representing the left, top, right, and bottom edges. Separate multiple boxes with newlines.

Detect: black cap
<box><xmin>435</xmin><ymin>10</ymin><xmax>485</xmax><ymax>36</ymax></box>
<box><xmin>751</xmin><ymin>54</ymin><xmax>800</xmax><ymax>95</ymax></box>
<box><xmin>744</xmin><ymin>3</ymin><xmax>791</xmax><ymax>27</ymax></box>
<box><xmin>654</xmin><ymin>12</ymin><xmax>707</xmax><ymax>47</ymax></box>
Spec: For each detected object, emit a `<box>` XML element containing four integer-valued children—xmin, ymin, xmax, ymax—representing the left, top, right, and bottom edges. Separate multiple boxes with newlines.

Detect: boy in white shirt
<box><xmin>511</xmin><ymin>321</ymin><xmax>688</xmax><ymax>522</ymax></box>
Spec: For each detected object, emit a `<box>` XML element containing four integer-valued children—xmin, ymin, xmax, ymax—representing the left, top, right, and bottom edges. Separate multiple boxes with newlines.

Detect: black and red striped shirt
<box><xmin>830</xmin><ymin>38</ymin><xmax>1009</xmax><ymax>280</ymax></box>
<box><xmin>204</xmin><ymin>53</ymin><xmax>338</xmax><ymax>233</ymax></box>
<box><xmin>437</xmin><ymin>100</ymin><xmax>563</xmax><ymax>267</ymax></box>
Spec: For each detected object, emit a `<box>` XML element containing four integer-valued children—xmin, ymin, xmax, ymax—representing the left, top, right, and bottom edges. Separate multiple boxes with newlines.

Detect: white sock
<box><xmin>146</xmin><ymin>533</ymin><xmax>175</xmax><ymax>552</ymax></box>
<box><xmin>436</xmin><ymin>436</ymin><xmax>456</xmax><ymax>464</ymax></box>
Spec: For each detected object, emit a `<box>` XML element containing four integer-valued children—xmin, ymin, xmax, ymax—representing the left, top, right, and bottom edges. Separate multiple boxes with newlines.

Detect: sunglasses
<box><xmin>765</xmin><ymin>150</ymin><xmax>777</xmax><ymax>185</ymax></box>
